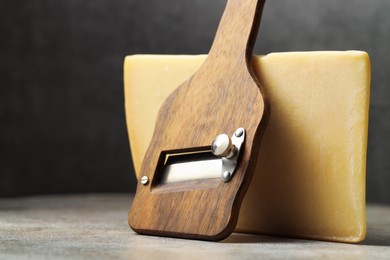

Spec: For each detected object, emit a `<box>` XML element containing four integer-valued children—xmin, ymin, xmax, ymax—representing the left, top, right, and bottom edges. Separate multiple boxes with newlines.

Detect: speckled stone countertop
<box><xmin>0</xmin><ymin>194</ymin><xmax>389</xmax><ymax>259</ymax></box>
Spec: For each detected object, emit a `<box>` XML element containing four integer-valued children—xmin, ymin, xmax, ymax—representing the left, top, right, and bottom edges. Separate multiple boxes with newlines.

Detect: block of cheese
<box><xmin>124</xmin><ymin>51</ymin><xmax>370</xmax><ymax>243</ymax></box>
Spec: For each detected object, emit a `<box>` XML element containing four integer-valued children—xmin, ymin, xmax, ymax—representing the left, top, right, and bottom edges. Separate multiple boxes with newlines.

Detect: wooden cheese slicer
<box><xmin>129</xmin><ymin>0</ymin><xmax>268</xmax><ymax>241</ymax></box>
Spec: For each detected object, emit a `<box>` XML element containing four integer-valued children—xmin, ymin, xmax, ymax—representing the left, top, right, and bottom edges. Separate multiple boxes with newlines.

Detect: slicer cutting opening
<box><xmin>154</xmin><ymin>148</ymin><xmax>222</xmax><ymax>185</ymax></box>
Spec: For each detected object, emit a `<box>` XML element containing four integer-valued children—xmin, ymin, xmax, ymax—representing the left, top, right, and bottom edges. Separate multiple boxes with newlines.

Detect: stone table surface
<box><xmin>0</xmin><ymin>194</ymin><xmax>389</xmax><ymax>260</ymax></box>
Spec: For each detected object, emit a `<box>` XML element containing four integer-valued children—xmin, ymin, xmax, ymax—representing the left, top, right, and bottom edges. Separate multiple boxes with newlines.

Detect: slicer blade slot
<box><xmin>158</xmin><ymin>150</ymin><xmax>221</xmax><ymax>184</ymax></box>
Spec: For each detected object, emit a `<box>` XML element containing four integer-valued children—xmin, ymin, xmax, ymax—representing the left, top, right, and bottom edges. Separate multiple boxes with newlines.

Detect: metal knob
<box><xmin>211</xmin><ymin>134</ymin><xmax>236</xmax><ymax>158</ymax></box>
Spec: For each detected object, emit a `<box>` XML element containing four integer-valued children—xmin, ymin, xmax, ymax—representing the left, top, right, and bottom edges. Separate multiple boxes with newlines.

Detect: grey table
<box><xmin>1</xmin><ymin>194</ymin><xmax>389</xmax><ymax>259</ymax></box>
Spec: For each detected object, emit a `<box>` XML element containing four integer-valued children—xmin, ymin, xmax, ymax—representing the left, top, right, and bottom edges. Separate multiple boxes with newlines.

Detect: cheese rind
<box><xmin>124</xmin><ymin>51</ymin><xmax>370</xmax><ymax>243</ymax></box>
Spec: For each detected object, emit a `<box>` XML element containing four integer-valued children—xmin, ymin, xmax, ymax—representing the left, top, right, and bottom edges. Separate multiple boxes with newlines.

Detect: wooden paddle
<box><xmin>129</xmin><ymin>0</ymin><xmax>268</xmax><ymax>241</ymax></box>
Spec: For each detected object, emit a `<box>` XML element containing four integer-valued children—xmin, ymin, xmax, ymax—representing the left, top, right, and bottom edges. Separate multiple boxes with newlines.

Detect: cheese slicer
<box><xmin>129</xmin><ymin>0</ymin><xmax>268</xmax><ymax>241</ymax></box>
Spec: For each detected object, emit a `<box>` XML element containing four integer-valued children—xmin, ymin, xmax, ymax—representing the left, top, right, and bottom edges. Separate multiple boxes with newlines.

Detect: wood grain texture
<box><xmin>129</xmin><ymin>0</ymin><xmax>268</xmax><ymax>241</ymax></box>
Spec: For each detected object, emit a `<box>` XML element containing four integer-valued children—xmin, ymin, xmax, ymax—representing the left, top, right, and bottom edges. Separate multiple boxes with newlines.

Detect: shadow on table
<box><xmin>222</xmin><ymin>233</ymin><xmax>310</xmax><ymax>244</ymax></box>
<box><xmin>359</xmin><ymin>228</ymin><xmax>390</xmax><ymax>246</ymax></box>
<box><xmin>224</xmin><ymin>229</ymin><xmax>390</xmax><ymax>246</ymax></box>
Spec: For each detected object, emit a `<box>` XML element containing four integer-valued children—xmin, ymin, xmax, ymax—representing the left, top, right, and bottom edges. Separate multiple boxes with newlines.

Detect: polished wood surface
<box><xmin>129</xmin><ymin>0</ymin><xmax>268</xmax><ymax>240</ymax></box>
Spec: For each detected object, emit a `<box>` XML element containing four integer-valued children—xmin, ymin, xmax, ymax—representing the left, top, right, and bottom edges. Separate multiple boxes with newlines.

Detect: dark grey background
<box><xmin>0</xmin><ymin>0</ymin><xmax>389</xmax><ymax>203</ymax></box>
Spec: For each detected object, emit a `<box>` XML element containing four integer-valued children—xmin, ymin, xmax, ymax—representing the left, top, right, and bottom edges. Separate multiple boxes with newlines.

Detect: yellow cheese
<box><xmin>124</xmin><ymin>51</ymin><xmax>370</xmax><ymax>243</ymax></box>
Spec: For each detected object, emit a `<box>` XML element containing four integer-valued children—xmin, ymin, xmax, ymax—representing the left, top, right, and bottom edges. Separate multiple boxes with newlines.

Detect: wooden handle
<box><xmin>208</xmin><ymin>0</ymin><xmax>266</xmax><ymax>63</ymax></box>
